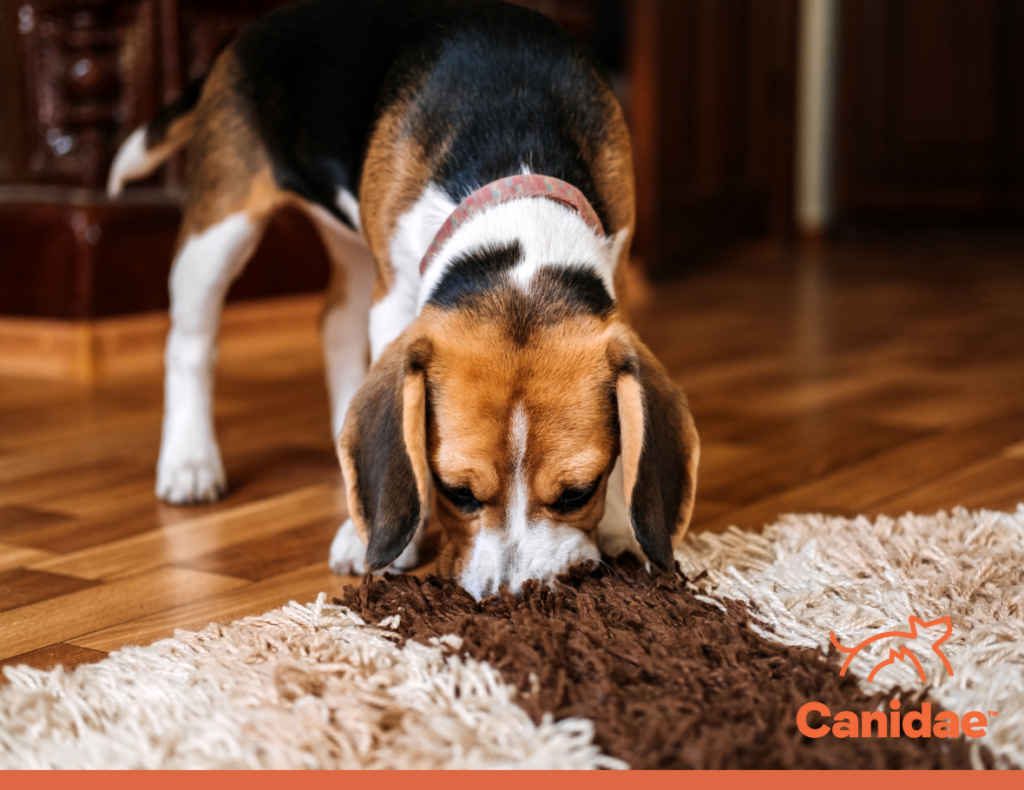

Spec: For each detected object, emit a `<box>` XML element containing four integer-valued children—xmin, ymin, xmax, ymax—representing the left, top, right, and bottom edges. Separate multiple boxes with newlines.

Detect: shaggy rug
<box><xmin>1</xmin><ymin>506</ymin><xmax>1021</xmax><ymax>769</ymax></box>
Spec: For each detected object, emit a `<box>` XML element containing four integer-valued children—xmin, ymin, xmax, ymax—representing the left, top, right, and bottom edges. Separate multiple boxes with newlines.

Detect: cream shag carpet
<box><xmin>1</xmin><ymin>506</ymin><xmax>1022</xmax><ymax>769</ymax></box>
<box><xmin>679</xmin><ymin>506</ymin><xmax>1024</xmax><ymax>769</ymax></box>
<box><xmin>0</xmin><ymin>599</ymin><xmax>614</xmax><ymax>769</ymax></box>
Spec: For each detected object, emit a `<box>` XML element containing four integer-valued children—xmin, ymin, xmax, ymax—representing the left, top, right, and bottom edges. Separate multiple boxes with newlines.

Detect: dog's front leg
<box><xmin>306</xmin><ymin>205</ymin><xmax>376</xmax><ymax>439</ymax></box>
<box><xmin>330</xmin><ymin>262</ymin><xmax>425</xmax><ymax>575</ymax></box>
<box><xmin>329</xmin><ymin>518</ymin><xmax>423</xmax><ymax>576</ymax></box>
<box><xmin>157</xmin><ymin>213</ymin><xmax>263</xmax><ymax>504</ymax></box>
<box><xmin>597</xmin><ymin>458</ymin><xmax>650</xmax><ymax>566</ymax></box>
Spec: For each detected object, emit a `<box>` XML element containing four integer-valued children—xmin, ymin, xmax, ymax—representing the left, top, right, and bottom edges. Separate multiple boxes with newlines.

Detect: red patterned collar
<box><xmin>419</xmin><ymin>174</ymin><xmax>605</xmax><ymax>276</ymax></box>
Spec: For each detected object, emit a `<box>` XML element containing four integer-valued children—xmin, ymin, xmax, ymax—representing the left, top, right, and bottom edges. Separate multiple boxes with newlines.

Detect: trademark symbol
<box><xmin>988</xmin><ymin>711</ymin><xmax>998</xmax><ymax>717</ymax></box>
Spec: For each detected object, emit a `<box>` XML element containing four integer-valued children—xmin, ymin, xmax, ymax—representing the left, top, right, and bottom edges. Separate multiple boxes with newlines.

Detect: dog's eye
<box><xmin>551</xmin><ymin>476</ymin><xmax>601</xmax><ymax>515</ymax></box>
<box><xmin>434</xmin><ymin>475</ymin><xmax>482</xmax><ymax>513</ymax></box>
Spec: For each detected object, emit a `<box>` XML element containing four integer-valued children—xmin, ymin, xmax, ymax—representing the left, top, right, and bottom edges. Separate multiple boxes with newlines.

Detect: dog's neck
<box><xmin>419</xmin><ymin>175</ymin><xmax>605</xmax><ymax>276</ymax></box>
<box><xmin>415</xmin><ymin>188</ymin><xmax>620</xmax><ymax>313</ymax></box>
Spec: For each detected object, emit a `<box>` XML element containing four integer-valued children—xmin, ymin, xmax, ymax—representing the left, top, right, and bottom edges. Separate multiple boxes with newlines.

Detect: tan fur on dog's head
<box><xmin>338</xmin><ymin>258</ymin><xmax>698</xmax><ymax>597</ymax></box>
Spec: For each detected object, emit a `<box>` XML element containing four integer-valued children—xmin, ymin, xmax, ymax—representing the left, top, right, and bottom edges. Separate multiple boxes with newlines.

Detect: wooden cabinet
<box><xmin>1</xmin><ymin>0</ymin><xmax>294</xmax><ymax>191</ymax></box>
<box><xmin>628</xmin><ymin>0</ymin><xmax>798</xmax><ymax>277</ymax></box>
<box><xmin>0</xmin><ymin>0</ymin><xmax>328</xmax><ymax>319</ymax></box>
<box><xmin>837</xmin><ymin>0</ymin><xmax>1024</xmax><ymax>222</ymax></box>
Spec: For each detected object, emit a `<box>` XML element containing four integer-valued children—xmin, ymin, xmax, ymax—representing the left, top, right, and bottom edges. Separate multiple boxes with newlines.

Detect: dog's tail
<box><xmin>107</xmin><ymin>77</ymin><xmax>206</xmax><ymax>197</ymax></box>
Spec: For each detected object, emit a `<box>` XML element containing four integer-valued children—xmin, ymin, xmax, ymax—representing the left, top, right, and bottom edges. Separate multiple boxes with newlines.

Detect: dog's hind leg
<box><xmin>155</xmin><ymin>53</ymin><xmax>281</xmax><ymax>504</ymax></box>
<box><xmin>157</xmin><ymin>211</ymin><xmax>269</xmax><ymax>504</ymax></box>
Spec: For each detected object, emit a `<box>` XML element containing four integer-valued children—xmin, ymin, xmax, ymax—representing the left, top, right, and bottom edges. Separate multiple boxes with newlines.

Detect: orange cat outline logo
<box><xmin>829</xmin><ymin>615</ymin><xmax>955</xmax><ymax>684</ymax></box>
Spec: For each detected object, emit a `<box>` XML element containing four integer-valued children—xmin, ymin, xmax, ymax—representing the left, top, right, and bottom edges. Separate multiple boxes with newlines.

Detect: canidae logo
<box><xmin>797</xmin><ymin>615</ymin><xmax>998</xmax><ymax>739</ymax></box>
<box><xmin>832</xmin><ymin>614</ymin><xmax>954</xmax><ymax>684</ymax></box>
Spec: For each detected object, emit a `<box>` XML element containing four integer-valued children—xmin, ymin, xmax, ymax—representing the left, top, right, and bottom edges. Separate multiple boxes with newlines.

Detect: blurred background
<box><xmin>0</xmin><ymin>0</ymin><xmax>1022</xmax><ymax>369</ymax></box>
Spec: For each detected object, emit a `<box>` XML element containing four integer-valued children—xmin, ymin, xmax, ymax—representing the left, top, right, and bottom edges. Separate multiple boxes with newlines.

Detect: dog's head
<box><xmin>338</xmin><ymin>243</ymin><xmax>698</xmax><ymax>599</ymax></box>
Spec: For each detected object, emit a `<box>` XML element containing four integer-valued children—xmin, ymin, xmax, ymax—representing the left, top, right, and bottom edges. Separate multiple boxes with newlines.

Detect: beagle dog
<box><xmin>108</xmin><ymin>0</ymin><xmax>699</xmax><ymax>599</ymax></box>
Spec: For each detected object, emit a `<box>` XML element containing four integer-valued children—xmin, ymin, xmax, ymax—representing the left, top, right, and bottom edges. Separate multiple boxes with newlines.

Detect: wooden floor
<box><xmin>2</xmin><ymin>231</ymin><xmax>1024</xmax><ymax>677</ymax></box>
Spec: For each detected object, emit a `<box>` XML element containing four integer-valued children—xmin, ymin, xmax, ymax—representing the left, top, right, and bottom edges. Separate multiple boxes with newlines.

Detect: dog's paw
<box><xmin>156</xmin><ymin>455</ymin><xmax>226</xmax><ymax>505</ymax></box>
<box><xmin>329</xmin><ymin>519</ymin><xmax>366</xmax><ymax>575</ymax></box>
<box><xmin>329</xmin><ymin>520</ymin><xmax>423</xmax><ymax>575</ymax></box>
<box><xmin>389</xmin><ymin>535</ymin><xmax>420</xmax><ymax>572</ymax></box>
<box><xmin>597</xmin><ymin>522</ymin><xmax>648</xmax><ymax>561</ymax></box>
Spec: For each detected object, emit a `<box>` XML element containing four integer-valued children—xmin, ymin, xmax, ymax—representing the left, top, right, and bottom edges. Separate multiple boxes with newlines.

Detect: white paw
<box><xmin>329</xmin><ymin>519</ymin><xmax>366</xmax><ymax>575</ymax></box>
<box><xmin>389</xmin><ymin>533</ymin><xmax>420</xmax><ymax>572</ymax></box>
<box><xmin>329</xmin><ymin>520</ymin><xmax>423</xmax><ymax>575</ymax></box>
<box><xmin>156</xmin><ymin>453</ymin><xmax>226</xmax><ymax>505</ymax></box>
<box><xmin>598</xmin><ymin>533</ymin><xmax>656</xmax><ymax>573</ymax></box>
<box><xmin>598</xmin><ymin>525</ymin><xmax>649</xmax><ymax>563</ymax></box>
<box><xmin>596</xmin><ymin>459</ymin><xmax>649</xmax><ymax>563</ymax></box>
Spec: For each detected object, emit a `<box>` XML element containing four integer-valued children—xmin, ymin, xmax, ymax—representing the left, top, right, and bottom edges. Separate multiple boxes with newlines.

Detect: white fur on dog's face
<box><xmin>453</xmin><ymin>404</ymin><xmax>602</xmax><ymax>599</ymax></box>
<box><xmin>425</xmin><ymin>311</ymin><xmax>620</xmax><ymax>598</ymax></box>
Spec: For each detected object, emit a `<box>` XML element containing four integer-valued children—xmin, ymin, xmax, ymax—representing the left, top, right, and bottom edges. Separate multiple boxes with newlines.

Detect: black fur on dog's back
<box><xmin>229</xmin><ymin>0</ymin><xmax>617</xmax><ymax>230</ymax></box>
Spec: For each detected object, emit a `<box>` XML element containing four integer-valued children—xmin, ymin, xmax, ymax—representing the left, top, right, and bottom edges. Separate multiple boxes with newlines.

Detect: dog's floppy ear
<box><xmin>337</xmin><ymin>334</ymin><xmax>431</xmax><ymax>571</ymax></box>
<box><xmin>614</xmin><ymin>335</ymin><xmax>700</xmax><ymax>570</ymax></box>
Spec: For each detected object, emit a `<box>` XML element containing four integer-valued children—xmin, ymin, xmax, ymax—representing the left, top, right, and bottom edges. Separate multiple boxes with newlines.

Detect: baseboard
<box><xmin>0</xmin><ymin>294</ymin><xmax>324</xmax><ymax>382</ymax></box>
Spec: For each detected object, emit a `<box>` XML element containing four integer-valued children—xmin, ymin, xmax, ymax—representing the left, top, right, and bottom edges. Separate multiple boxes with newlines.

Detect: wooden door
<box><xmin>837</xmin><ymin>0</ymin><xmax>1024</xmax><ymax>223</ymax></box>
<box><xmin>629</xmin><ymin>0</ymin><xmax>798</xmax><ymax>278</ymax></box>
